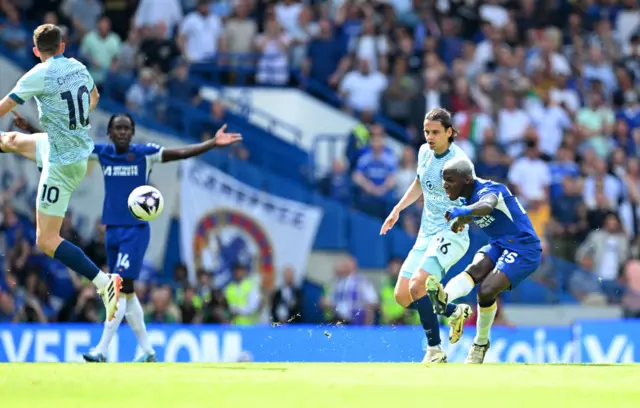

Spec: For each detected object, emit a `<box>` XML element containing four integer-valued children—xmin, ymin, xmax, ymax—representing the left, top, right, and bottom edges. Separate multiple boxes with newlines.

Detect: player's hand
<box><xmin>213</xmin><ymin>124</ymin><xmax>243</xmax><ymax>146</ymax></box>
<box><xmin>444</xmin><ymin>206</ymin><xmax>470</xmax><ymax>221</ymax></box>
<box><xmin>380</xmin><ymin>208</ymin><xmax>400</xmax><ymax>235</ymax></box>
<box><xmin>12</xmin><ymin>111</ymin><xmax>30</xmax><ymax>131</ymax></box>
<box><xmin>450</xmin><ymin>219</ymin><xmax>465</xmax><ymax>233</ymax></box>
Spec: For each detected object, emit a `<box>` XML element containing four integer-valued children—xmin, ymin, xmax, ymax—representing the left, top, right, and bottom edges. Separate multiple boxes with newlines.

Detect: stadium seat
<box><xmin>311</xmin><ymin>193</ymin><xmax>348</xmax><ymax>250</ymax></box>
<box><xmin>348</xmin><ymin>211</ymin><xmax>387</xmax><ymax>268</ymax></box>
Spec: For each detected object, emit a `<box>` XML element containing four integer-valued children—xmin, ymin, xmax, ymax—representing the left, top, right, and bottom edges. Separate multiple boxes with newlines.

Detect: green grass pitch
<box><xmin>1</xmin><ymin>363</ymin><xmax>638</xmax><ymax>407</ymax></box>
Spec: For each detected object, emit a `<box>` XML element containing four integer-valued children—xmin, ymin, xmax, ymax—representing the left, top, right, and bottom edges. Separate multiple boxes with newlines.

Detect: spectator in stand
<box><xmin>178</xmin><ymin>0</ymin><xmax>224</xmax><ymax>63</ymax></box>
<box><xmin>549</xmin><ymin>146</ymin><xmax>581</xmax><ymax>200</ymax></box>
<box><xmin>0</xmin><ymin>289</ymin><xmax>18</xmax><ymax>322</ymax></box>
<box><xmin>134</xmin><ymin>0</ymin><xmax>183</xmax><ymax>37</ymax></box>
<box><xmin>475</xmin><ymin>143</ymin><xmax>509</xmax><ymax>184</ymax></box>
<box><xmin>548</xmin><ymin>177</ymin><xmax>588</xmax><ymax>262</ymax></box>
<box><xmin>622</xmin><ymin>260</ymin><xmax>640</xmax><ymax>318</ymax></box>
<box><xmin>254</xmin><ymin>19</ymin><xmax>291</xmax><ymax>85</ymax></box>
<box><xmin>145</xmin><ymin>285</ymin><xmax>182</xmax><ymax>323</ymax></box>
<box><xmin>126</xmin><ymin>67</ymin><xmax>161</xmax><ymax>118</ymax></box>
<box><xmin>223</xmin><ymin>0</ymin><xmax>258</xmax><ymax>73</ymax></box>
<box><xmin>508</xmin><ymin>140</ymin><xmax>551</xmax><ymax>210</ymax></box>
<box><xmin>83</xmin><ymin>219</ymin><xmax>107</xmax><ymax>271</ymax></box>
<box><xmin>619</xmin><ymin>157</ymin><xmax>640</xmax><ymax>240</ymax></box>
<box><xmin>60</xmin><ymin>0</ymin><xmax>104</xmax><ymax>40</ymax></box>
<box><xmin>576</xmin><ymin>212</ymin><xmax>629</xmax><ymax>302</ymax></box>
<box><xmin>526</xmin><ymin>89</ymin><xmax>573</xmax><ymax>159</ymax></box>
<box><xmin>302</xmin><ymin>19</ymin><xmax>347</xmax><ymax>87</ymax></box>
<box><xmin>0</xmin><ymin>5</ymin><xmax>28</xmax><ymax>59</ymax></box>
<box><xmin>138</xmin><ymin>22</ymin><xmax>181</xmax><ymax>73</ymax></box>
<box><xmin>508</xmin><ymin>140</ymin><xmax>551</xmax><ymax>237</ymax></box>
<box><xmin>110</xmin><ymin>29</ymin><xmax>140</xmax><ymax>75</ymax></box>
<box><xmin>394</xmin><ymin>146</ymin><xmax>416</xmax><ymax>199</ymax></box>
<box><xmin>352</xmin><ymin>126</ymin><xmax>397</xmax><ymax>218</ymax></box>
<box><xmin>167</xmin><ymin>58</ymin><xmax>201</xmax><ymax>106</ymax></box>
<box><xmin>274</xmin><ymin>0</ymin><xmax>304</xmax><ymax>38</ymax></box>
<box><xmin>270</xmin><ymin>266</ymin><xmax>303</xmax><ymax>324</ymax></box>
<box><xmin>498</xmin><ymin>92</ymin><xmax>530</xmax><ymax>158</ymax></box>
<box><xmin>321</xmin><ymin>256</ymin><xmax>377</xmax><ymax>326</ymax></box>
<box><xmin>339</xmin><ymin>58</ymin><xmax>388</xmax><ymax>114</ymax></box>
<box><xmin>382</xmin><ymin>58</ymin><xmax>418</xmax><ymax>127</ymax></box>
<box><xmin>317</xmin><ymin>159</ymin><xmax>351</xmax><ymax>205</ymax></box>
<box><xmin>576</xmin><ymin>91</ymin><xmax>616</xmax><ymax>158</ymax></box>
<box><xmin>80</xmin><ymin>15</ymin><xmax>122</xmax><ymax>86</ymax></box>
<box><xmin>583</xmin><ymin>158</ymin><xmax>624</xmax><ymax>211</ymax></box>
<box><xmin>101</xmin><ymin>0</ymin><xmax>139</xmax><ymax>40</ymax></box>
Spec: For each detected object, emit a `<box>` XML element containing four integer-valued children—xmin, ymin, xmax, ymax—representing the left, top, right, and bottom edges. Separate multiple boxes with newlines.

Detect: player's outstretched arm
<box><xmin>161</xmin><ymin>124</ymin><xmax>242</xmax><ymax>163</ymax></box>
<box><xmin>380</xmin><ymin>178</ymin><xmax>422</xmax><ymax>235</ymax></box>
<box><xmin>445</xmin><ymin>194</ymin><xmax>498</xmax><ymax>222</ymax></box>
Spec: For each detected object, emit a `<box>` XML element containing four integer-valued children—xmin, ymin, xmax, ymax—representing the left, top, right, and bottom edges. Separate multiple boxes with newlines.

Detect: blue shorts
<box><xmin>105</xmin><ymin>224</ymin><xmax>151</xmax><ymax>280</ymax></box>
<box><xmin>479</xmin><ymin>242</ymin><xmax>542</xmax><ymax>289</ymax></box>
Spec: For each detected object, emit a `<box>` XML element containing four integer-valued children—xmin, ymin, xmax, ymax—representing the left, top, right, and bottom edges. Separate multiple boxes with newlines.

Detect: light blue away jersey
<box><xmin>469</xmin><ymin>178</ymin><xmax>541</xmax><ymax>249</ymax></box>
<box><xmin>9</xmin><ymin>56</ymin><xmax>95</xmax><ymax>165</ymax></box>
<box><xmin>417</xmin><ymin>143</ymin><xmax>475</xmax><ymax>237</ymax></box>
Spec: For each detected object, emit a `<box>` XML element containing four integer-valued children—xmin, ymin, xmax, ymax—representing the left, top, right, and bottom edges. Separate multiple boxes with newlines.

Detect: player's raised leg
<box><xmin>36</xmin><ymin>158</ymin><xmax>121</xmax><ymax>321</ymax></box>
<box><xmin>397</xmin><ymin>249</ymin><xmax>445</xmax><ymax>363</ymax></box>
<box><xmin>426</xmin><ymin>251</ymin><xmax>496</xmax><ymax>343</ymax></box>
<box><xmin>0</xmin><ymin>131</ymin><xmax>41</xmax><ymax>161</ymax></box>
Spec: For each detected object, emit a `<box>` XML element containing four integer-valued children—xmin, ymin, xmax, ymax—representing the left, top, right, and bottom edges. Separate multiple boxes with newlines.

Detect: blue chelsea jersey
<box><xmin>469</xmin><ymin>178</ymin><xmax>541</xmax><ymax>249</ymax></box>
<box><xmin>91</xmin><ymin>143</ymin><xmax>164</xmax><ymax>226</ymax></box>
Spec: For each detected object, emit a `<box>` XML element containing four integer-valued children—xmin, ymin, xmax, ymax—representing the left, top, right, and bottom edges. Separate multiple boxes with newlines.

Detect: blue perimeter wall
<box><xmin>0</xmin><ymin>320</ymin><xmax>636</xmax><ymax>363</ymax></box>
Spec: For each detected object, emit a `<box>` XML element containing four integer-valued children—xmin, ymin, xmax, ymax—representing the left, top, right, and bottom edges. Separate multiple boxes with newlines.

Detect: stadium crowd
<box><xmin>1</xmin><ymin>0</ymin><xmax>640</xmax><ymax>325</ymax></box>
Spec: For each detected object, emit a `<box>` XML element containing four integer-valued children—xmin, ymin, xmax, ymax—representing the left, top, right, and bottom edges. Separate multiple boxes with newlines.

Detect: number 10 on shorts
<box><xmin>41</xmin><ymin>184</ymin><xmax>60</xmax><ymax>203</ymax></box>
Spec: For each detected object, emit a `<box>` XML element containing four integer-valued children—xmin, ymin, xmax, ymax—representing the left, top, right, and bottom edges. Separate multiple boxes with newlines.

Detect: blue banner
<box><xmin>0</xmin><ymin>321</ymin><xmax>637</xmax><ymax>363</ymax></box>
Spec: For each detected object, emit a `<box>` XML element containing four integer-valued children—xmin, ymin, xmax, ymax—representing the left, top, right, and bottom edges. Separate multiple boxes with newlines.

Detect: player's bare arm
<box><xmin>160</xmin><ymin>124</ymin><xmax>242</xmax><ymax>163</ymax></box>
<box><xmin>380</xmin><ymin>177</ymin><xmax>421</xmax><ymax>235</ymax></box>
<box><xmin>0</xmin><ymin>95</ymin><xmax>19</xmax><ymax>118</ymax></box>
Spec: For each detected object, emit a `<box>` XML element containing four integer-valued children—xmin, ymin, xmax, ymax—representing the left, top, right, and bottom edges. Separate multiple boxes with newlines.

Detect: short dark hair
<box><xmin>424</xmin><ymin>108</ymin><xmax>458</xmax><ymax>143</ymax></box>
<box><xmin>33</xmin><ymin>24</ymin><xmax>62</xmax><ymax>55</ymax></box>
<box><xmin>107</xmin><ymin>113</ymin><xmax>136</xmax><ymax>135</ymax></box>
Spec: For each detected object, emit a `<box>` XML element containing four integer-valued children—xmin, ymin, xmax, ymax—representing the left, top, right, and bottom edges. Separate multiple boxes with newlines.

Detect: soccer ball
<box><xmin>127</xmin><ymin>185</ymin><xmax>164</xmax><ymax>221</ymax></box>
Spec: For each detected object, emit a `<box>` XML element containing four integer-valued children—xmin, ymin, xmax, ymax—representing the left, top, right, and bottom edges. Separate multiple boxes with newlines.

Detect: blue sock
<box><xmin>54</xmin><ymin>240</ymin><xmax>100</xmax><ymax>280</ymax></box>
<box><xmin>411</xmin><ymin>296</ymin><xmax>441</xmax><ymax>347</ymax></box>
<box><xmin>444</xmin><ymin>303</ymin><xmax>457</xmax><ymax>318</ymax></box>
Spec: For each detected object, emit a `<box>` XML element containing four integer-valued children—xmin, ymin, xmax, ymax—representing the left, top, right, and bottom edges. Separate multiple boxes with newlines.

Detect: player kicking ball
<box><xmin>380</xmin><ymin>108</ymin><xmax>474</xmax><ymax>363</ymax></box>
<box><xmin>0</xmin><ymin>24</ymin><xmax>122</xmax><ymax>321</ymax></box>
<box><xmin>5</xmin><ymin>112</ymin><xmax>242</xmax><ymax>362</ymax></box>
<box><xmin>426</xmin><ymin>157</ymin><xmax>542</xmax><ymax>364</ymax></box>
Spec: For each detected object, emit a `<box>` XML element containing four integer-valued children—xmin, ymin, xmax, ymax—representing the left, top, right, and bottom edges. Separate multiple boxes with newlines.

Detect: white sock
<box><xmin>474</xmin><ymin>302</ymin><xmax>497</xmax><ymax>346</ymax></box>
<box><xmin>95</xmin><ymin>297</ymin><xmax>126</xmax><ymax>355</ymax></box>
<box><xmin>92</xmin><ymin>271</ymin><xmax>110</xmax><ymax>291</ymax></box>
<box><xmin>126</xmin><ymin>295</ymin><xmax>154</xmax><ymax>354</ymax></box>
<box><xmin>444</xmin><ymin>272</ymin><xmax>475</xmax><ymax>302</ymax></box>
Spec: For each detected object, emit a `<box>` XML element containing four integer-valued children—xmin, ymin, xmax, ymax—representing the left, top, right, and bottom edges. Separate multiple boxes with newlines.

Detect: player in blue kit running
<box><xmin>0</xmin><ymin>24</ymin><xmax>122</xmax><ymax>321</ymax></box>
<box><xmin>426</xmin><ymin>157</ymin><xmax>542</xmax><ymax>364</ymax></box>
